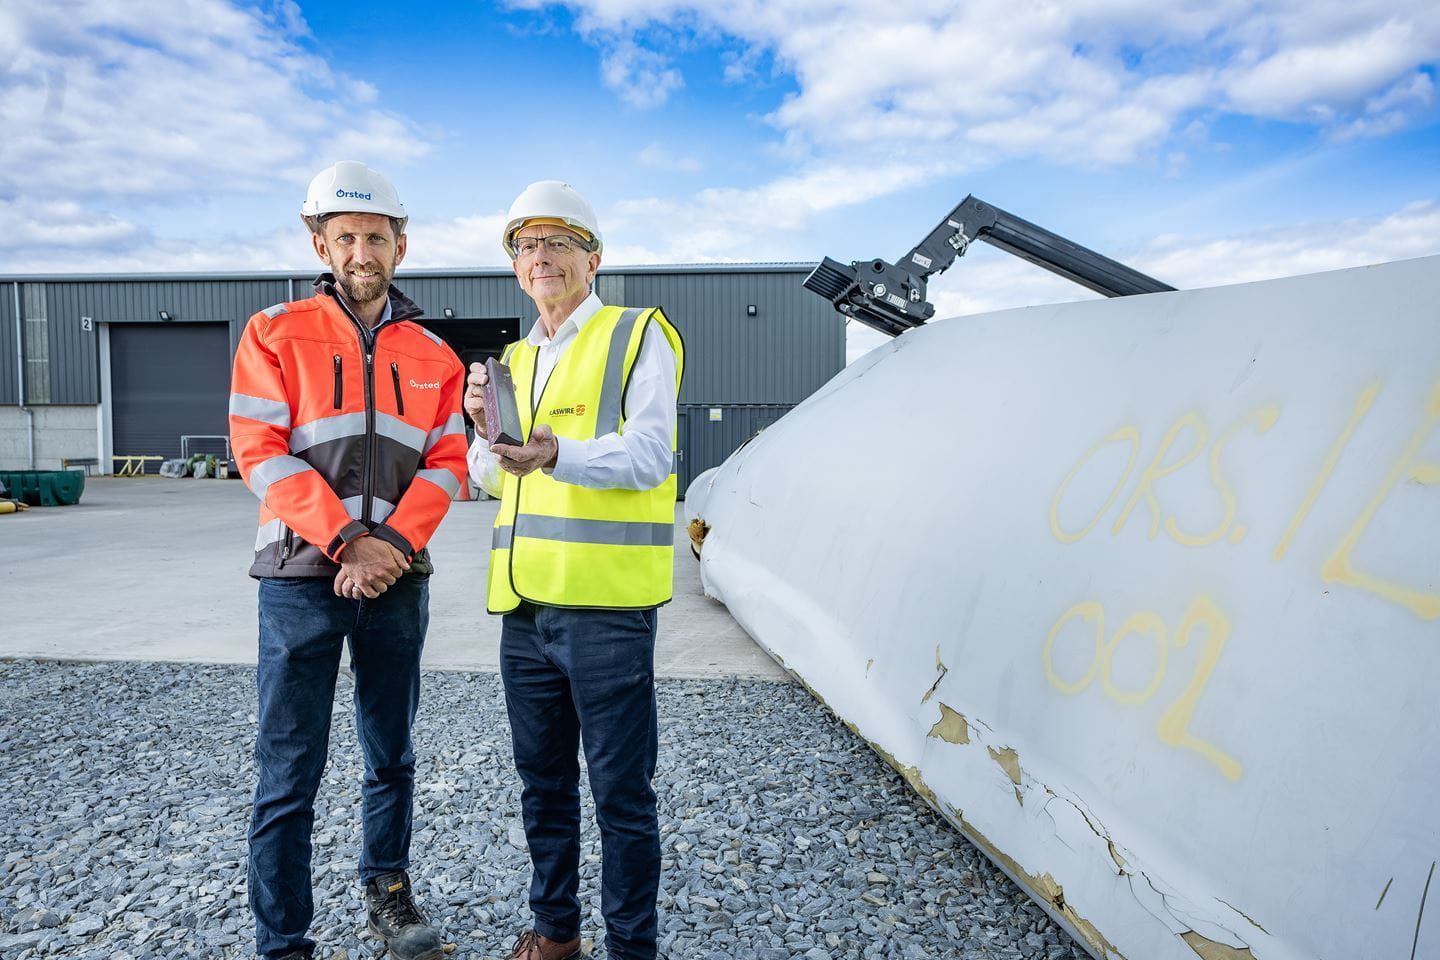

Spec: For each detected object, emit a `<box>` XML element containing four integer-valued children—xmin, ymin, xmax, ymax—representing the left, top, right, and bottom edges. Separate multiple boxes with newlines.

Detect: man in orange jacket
<box><xmin>229</xmin><ymin>161</ymin><xmax>467</xmax><ymax>960</ymax></box>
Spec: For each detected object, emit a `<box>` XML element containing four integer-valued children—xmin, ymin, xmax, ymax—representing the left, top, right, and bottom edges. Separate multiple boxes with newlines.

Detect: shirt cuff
<box><xmin>468</xmin><ymin>437</ymin><xmax>504</xmax><ymax>497</ymax></box>
<box><xmin>548</xmin><ymin>435</ymin><xmax>584</xmax><ymax>485</ymax></box>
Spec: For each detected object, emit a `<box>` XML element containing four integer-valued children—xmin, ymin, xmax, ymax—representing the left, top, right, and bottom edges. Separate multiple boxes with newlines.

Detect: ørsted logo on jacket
<box><xmin>547</xmin><ymin>403</ymin><xmax>587</xmax><ymax>417</ymax></box>
<box><xmin>409</xmin><ymin>379</ymin><xmax>440</xmax><ymax>389</ymax></box>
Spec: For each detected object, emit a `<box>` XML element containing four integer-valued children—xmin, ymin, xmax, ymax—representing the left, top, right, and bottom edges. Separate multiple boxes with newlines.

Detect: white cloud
<box><xmin>404</xmin><ymin>213</ymin><xmax>513</xmax><ymax>269</ymax></box>
<box><xmin>499</xmin><ymin>1</ymin><xmax>1437</xmax><ymax>277</ymax></box>
<box><xmin>845</xmin><ymin>199</ymin><xmax>1440</xmax><ymax>363</ymax></box>
<box><xmin>515</xmin><ymin>0</ymin><xmax>1440</xmax><ymax>167</ymax></box>
<box><xmin>0</xmin><ymin>209</ymin><xmax>519</xmax><ymax>275</ymax></box>
<box><xmin>600</xmin><ymin>38</ymin><xmax>684</xmax><ymax>108</ymax></box>
<box><xmin>1138</xmin><ymin>199</ymin><xmax>1440</xmax><ymax>286</ymax></box>
<box><xmin>916</xmin><ymin>199</ymin><xmax>1440</xmax><ymax>318</ymax></box>
<box><xmin>1334</xmin><ymin>72</ymin><xmax>1436</xmax><ymax>138</ymax></box>
<box><xmin>0</xmin><ymin>0</ymin><xmax>434</xmax><ymax>274</ymax></box>
<box><xmin>637</xmin><ymin>143</ymin><xmax>702</xmax><ymax>172</ymax></box>
<box><xmin>604</xmin><ymin>160</ymin><xmax>944</xmax><ymax>260</ymax></box>
<box><xmin>1221</xmin><ymin>18</ymin><xmax>1435</xmax><ymax>118</ymax></box>
<box><xmin>0</xmin><ymin>199</ymin><xmax>146</xmax><ymax>252</ymax></box>
<box><xmin>0</xmin><ymin>1</ymin><xmax>429</xmax><ymax>203</ymax></box>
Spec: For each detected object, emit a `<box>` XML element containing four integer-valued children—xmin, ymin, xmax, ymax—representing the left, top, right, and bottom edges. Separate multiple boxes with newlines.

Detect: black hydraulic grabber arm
<box><xmin>803</xmin><ymin>194</ymin><xmax>1175</xmax><ymax>337</ymax></box>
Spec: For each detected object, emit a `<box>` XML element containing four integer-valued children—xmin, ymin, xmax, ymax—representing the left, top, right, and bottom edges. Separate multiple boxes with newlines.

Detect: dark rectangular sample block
<box><xmin>482</xmin><ymin>357</ymin><xmax>524</xmax><ymax>447</ymax></box>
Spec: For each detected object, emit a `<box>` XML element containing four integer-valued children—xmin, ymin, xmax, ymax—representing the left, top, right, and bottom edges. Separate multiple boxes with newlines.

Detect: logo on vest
<box><xmin>409</xmin><ymin>378</ymin><xmax>441</xmax><ymax>389</ymax></box>
<box><xmin>547</xmin><ymin>403</ymin><xmax>587</xmax><ymax>417</ymax></box>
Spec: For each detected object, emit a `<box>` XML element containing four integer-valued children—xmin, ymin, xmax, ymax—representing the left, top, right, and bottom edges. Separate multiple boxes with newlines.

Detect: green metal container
<box><xmin>0</xmin><ymin>470</ymin><xmax>85</xmax><ymax>506</ymax></box>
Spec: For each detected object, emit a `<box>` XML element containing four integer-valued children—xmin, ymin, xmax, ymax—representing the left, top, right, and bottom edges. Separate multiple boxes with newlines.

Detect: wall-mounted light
<box><xmin>443</xmin><ymin>307</ymin><xmax>455</xmax><ymax>319</ymax></box>
<box><xmin>746</xmin><ymin>304</ymin><xmax>758</xmax><ymax>316</ymax></box>
<box><xmin>158</xmin><ymin>310</ymin><xmax>172</xmax><ymax>322</ymax></box>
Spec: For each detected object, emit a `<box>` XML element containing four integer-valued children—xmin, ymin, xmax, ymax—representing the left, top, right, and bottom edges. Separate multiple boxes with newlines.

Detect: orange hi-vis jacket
<box><xmin>229</xmin><ymin>276</ymin><xmax>467</xmax><ymax>578</ymax></box>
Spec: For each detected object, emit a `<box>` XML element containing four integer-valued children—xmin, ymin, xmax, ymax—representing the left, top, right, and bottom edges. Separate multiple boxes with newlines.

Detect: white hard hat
<box><xmin>502</xmin><ymin>180</ymin><xmax>602</xmax><ymax>257</ymax></box>
<box><xmin>301</xmin><ymin>160</ymin><xmax>407</xmax><ymax>225</ymax></box>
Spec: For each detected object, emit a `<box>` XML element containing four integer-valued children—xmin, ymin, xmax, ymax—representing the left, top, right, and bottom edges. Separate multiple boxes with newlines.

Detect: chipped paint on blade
<box><xmin>1181</xmin><ymin>932</ymin><xmax>1256</xmax><ymax>959</ymax></box>
<box><xmin>988</xmin><ymin>745</ymin><xmax>1022</xmax><ymax>786</ymax></box>
<box><xmin>692</xmin><ymin>257</ymin><xmax>1440</xmax><ymax>960</ymax></box>
<box><xmin>927</xmin><ymin>703</ymin><xmax>970</xmax><ymax>744</ymax></box>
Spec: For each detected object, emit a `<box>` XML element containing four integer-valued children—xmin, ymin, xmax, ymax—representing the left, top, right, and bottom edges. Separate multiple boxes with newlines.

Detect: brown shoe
<box><xmin>508</xmin><ymin>928</ymin><xmax>581</xmax><ymax>960</ymax></box>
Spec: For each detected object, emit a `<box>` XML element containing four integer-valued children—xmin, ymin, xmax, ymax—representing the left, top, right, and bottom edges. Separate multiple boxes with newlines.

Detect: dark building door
<box><xmin>111</xmin><ymin>322</ymin><xmax>230</xmax><ymax>471</ymax></box>
<box><xmin>415</xmin><ymin>317</ymin><xmax>522</xmax><ymax>371</ymax></box>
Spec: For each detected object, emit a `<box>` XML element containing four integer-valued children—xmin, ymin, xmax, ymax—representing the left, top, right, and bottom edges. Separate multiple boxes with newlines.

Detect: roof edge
<box><xmin>0</xmin><ymin>262</ymin><xmax>820</xmax><ymax>283</ymax></box>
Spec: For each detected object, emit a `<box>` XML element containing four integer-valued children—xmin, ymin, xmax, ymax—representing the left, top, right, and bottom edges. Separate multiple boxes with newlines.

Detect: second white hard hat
<box><xmin>502</xmin><ymin>180</ymin><xmax>603</xmax><ymax>258</ymax></box>
<box><xmin>301</xmin><ymin>160</ymin><xmax>407</xmax><ymax>226</ymax></box>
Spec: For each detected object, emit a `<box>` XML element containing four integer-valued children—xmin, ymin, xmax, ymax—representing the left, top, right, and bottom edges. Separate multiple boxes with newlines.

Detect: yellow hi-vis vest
<box><xmin>487</xmin><ymin>305</ymin><xmax>685</xmax><ymax>613</ymax></box>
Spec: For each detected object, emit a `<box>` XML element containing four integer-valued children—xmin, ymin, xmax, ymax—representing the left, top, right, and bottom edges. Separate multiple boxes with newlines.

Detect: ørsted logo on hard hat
<box><xmin>548</xmin><ymin>403</ymin><xmax>588</xmax><ymax>417</ymax></box>
<box><xmin>336</xmin><ymin>189</ymin><xmax>373</xmax><ymax>200</ymax></box>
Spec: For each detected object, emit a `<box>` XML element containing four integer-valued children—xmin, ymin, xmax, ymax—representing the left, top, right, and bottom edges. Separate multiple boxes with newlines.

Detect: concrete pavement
<box><xmin>0</xmin><ymin>477</ymin><xmax>785</xmax><ymax>679</ymax></box>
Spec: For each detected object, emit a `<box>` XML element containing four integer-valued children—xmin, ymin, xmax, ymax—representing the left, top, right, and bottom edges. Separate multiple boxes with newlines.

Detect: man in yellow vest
<box><xmin>463</xmin><ymin>181</ymin><xmax>683</xmax><ymax>960</ymax></box>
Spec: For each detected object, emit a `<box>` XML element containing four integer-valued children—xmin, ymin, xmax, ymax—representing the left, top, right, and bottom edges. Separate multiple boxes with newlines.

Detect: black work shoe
<box><xmin>272</xmin><ymin>950</ymin><xmax>314</xmax><ymax>960</ymax></box>
<box><xmin>364</xmin><ymin>870</ymin><xmax>444</xmax><ymax>960</ymax></box>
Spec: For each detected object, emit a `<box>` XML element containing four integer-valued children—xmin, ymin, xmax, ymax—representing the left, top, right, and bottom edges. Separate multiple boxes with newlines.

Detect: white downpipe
<box><xmin>13</xmin><ymin>281</ymin><xmax>33</xmax><ymax>468</ymax></box>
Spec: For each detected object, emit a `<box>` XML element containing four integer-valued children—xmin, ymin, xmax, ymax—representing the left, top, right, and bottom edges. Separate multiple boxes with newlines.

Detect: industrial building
<box><xmin>0</xmin><ymin>265</ymin><xmax>842</xmax><ymax>492</ymax></box>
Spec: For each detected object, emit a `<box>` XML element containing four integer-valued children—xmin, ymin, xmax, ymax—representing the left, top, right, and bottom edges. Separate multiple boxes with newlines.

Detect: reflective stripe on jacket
<box><xmin>229</xmin><ymin>275</ymin><xmax>468</xmax><ymax>578</ymax></box>
<box><xmin>487</xmin><ymin>305</ymin><xmax>685</xmax><ymax>612</ymax></box>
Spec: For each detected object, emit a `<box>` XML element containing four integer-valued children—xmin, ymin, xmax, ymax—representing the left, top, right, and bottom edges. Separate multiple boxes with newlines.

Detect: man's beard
<box><xmin>337</xmin><ymin>267</ymin><xmax>390</xmax><ymax>305</ymax></box>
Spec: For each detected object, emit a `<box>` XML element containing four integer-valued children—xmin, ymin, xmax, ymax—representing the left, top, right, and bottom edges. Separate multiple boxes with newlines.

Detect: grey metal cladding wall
<box><xmin>0</xmin><ymin>283</ymin><xmax>15</xmax><ymax>403</ymax></box>
<box><xmin>43</xmin><ymin>279</ymin><xmax>293</xmax><ymax>403</ymax></box>
<box><xmin>677</xmin><ymin>402</ymin><xmax>795</xmax><ymax>493</ymax></box>
<box><xmin>399</xmin><ymin>275</ymin><xmax>535</xmax><ymax>333</ymax></box>
<box><xmin>45</xmin><ymin>278</ymin><xmax>293</xmax><ymax>328</ymax></box>
<box><xmin>625</xmin><ymin>270</ymin><xmax>843</xmax><ymax>405</ymax></box>
<box><xmin>41</xmin><ymin>284</ymin><xmax>96</xmax><ymax>403</ymax></box>
<box><xmin>595</xmin><ymin>273</ymin><xmax>625</xmax><ymax>308</ymax></box>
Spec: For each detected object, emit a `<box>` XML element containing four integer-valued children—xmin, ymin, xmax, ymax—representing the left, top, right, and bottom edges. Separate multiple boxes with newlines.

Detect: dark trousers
<box><xmin>500</xmin><ymin>602</ymin><xmax>661</xmax><ymax>960</ymax></box>
<box><xmin>247</xmin><ymin>575</ymin><xmax>428</xmax><ymax>959</ymax></box>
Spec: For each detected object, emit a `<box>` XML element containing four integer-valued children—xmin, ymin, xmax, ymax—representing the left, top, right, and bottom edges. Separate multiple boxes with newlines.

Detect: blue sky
<box><xmin>2</xmin><ymin>0</ymin><xmax>1437</xmax><ymax>358</ymax></box>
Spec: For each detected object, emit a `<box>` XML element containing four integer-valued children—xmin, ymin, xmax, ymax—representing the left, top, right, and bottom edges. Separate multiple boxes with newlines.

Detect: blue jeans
<box><xmin>501</xmin><ymin>602</ymin><xmax>660</xmax><ymax>960</ymax></box>
<box><xmin>248</xmin><ymin>574</ymin><xmax>429</xmax><ymax>959</ymax></box>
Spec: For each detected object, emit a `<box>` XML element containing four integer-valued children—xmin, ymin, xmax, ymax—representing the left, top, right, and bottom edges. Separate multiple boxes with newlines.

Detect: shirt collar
<box><xmin>527</xmin><ymin>291</ymin><xmax>604</xmax><ymax>346</ymax></box>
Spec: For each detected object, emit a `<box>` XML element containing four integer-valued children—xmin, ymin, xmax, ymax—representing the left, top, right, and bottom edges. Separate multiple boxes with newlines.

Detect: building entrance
<box><xmin>416</xmin><ymin>316</ymin><xmax>524</xmax><ymax>370</ymax></box>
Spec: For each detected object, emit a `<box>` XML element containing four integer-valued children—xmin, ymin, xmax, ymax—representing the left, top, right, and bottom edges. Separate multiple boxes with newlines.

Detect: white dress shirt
<box><xmin>467</xmin><ymin>292</ymin><xmax>678</xmax><ymax>498</ymax></box>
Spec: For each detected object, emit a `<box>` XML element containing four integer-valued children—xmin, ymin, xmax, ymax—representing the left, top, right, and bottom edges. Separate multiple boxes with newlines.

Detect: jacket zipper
<box><xmin>332</xmin><ymin>355</ymin><xmax>343</xmax><ymax>409</ymax></box>
<box><xmin>391</xmin><ymin>362</ymin><xmax>405</xmax><ymax>415</ymax></box>
<box><xmin>278</xmin><ymin>527</ymin><xmax>294</xmax><ymax>569</ymax></box>
<box><xmin>332</xmin><ymin>295</ymin><xmax>400</xmax><ymax>526</ymax></box>
<box><xmin>361</xmin><ymin>332</ymin><xmax>377</xmax><ymax>524</ymax></box>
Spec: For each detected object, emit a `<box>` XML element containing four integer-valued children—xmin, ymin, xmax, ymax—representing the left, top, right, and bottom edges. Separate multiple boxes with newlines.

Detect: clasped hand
<box><xmin>333</xmin><ymin>537</ymin><xmax>410</xmax><ymax>599</ymax></box>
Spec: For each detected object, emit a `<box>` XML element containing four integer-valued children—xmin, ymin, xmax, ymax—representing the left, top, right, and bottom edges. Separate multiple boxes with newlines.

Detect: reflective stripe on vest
<box><xmin>492</xmin><ymin>515</ymin><xmax>675</xmax><ymax>550</ymax></box>
<box><xmin>486</xmin><ymin>305</ymin><xmax>685</xmax><ymax>612</ymax></box>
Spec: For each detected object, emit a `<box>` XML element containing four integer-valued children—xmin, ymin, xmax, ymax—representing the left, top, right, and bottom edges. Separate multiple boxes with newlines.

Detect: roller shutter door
<box><xmin>111</xmin><ymin>322</ymin><xmax>230</xmax><ymax>471</ymax></box>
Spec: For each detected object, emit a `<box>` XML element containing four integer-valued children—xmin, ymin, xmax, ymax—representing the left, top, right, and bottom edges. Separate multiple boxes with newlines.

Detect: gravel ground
<box><xmin>0</xmin><ymin>660</ymin><xmax>1091</xmax><ymax>960</ymax></box>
